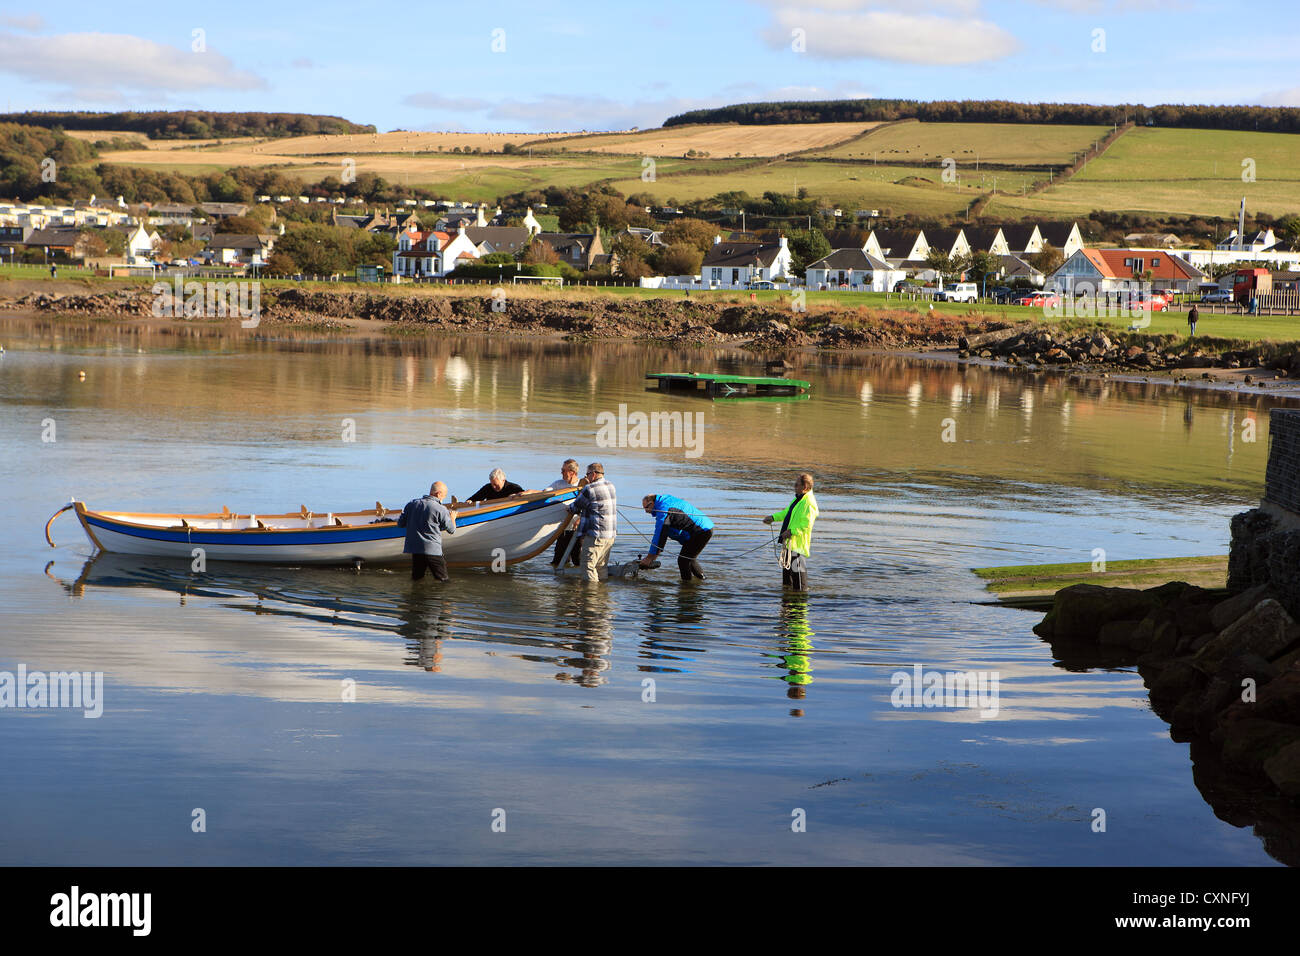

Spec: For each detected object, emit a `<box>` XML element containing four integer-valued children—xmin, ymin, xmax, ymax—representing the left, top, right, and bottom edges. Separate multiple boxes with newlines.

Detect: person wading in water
<box><xmin>763</xmin><ymin>473</ymin><xmax>819</xmax><ymax>591</ymax></box>
<box><xmin>397</xmin><ymin>481</ymin><xmax>457</xmax><ymax>581</ymax></box>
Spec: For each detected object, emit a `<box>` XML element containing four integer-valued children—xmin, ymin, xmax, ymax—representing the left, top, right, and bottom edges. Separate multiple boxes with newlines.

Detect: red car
<box><xmin>1125</xmin><ymin>293</ymin><xmax>1170</xmax><ymax>312</ymax></box>
<box><xmin>1014</xmin><ymin>292</ymin><xmax>1060</xmax><ymax>308</ymax></box>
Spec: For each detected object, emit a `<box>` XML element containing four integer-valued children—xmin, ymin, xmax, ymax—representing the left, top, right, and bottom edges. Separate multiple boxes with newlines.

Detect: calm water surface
<box><xmin>0</xmin><ymin>315</ymin><xmax>1292</xmax><ymax>865</ymax></box>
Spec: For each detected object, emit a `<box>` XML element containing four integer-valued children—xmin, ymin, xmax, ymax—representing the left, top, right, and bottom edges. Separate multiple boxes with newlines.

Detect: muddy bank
<box><xmin>6</xmin><ymin>287</ymin><xmax>1300</xmax><ymax>382</ymax></box>
<box><xmin>0</xmin><ymin>286</ymin><xmax>998</xmax><ymax>350</ymax></box>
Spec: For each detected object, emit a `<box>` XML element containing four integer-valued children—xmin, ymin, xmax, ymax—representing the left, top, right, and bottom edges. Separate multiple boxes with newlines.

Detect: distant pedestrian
<box><xmin>1187</xmin><ymin>305</ymin><xmax>1199</xmax><ymax>337</ymax></box>
<box><xmin>763</xmin><ymin>473</ymin><xmax>819</xmax><ymax>591</ymax></box>
<box><xmin>397</xmin><ymin>481</ymin><xmax>456</xmax><ymax>581</ymax></box>
<box><xmin>49</xmin><ymin>264</ymin><xmax>56</xmax><ymax>279</ymax></box>
<box><xmin>568</xmin><ymin>462</ymin><xmax>616</xmax><ymax>582</ymax></box>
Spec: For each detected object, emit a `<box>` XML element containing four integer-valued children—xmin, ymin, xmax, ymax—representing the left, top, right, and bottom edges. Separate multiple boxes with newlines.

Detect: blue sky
<box><xmin>2</xmin><ymin>0</ymin><xmax>1297</xmax><ymax>133</ymax></box>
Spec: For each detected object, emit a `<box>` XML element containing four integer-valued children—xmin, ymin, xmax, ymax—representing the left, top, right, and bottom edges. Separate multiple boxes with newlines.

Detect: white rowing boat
<box><xmin>45</xmin><ymin>490</ymin><xmax>579</xmax><ymax>567</ymax></box>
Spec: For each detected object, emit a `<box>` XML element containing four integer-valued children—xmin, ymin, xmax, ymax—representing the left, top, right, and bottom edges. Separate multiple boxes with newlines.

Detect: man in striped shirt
<box><xmin>568</xmin><ymin>462</ymin><xmax>617</xmax><ymax>582</ymax></box>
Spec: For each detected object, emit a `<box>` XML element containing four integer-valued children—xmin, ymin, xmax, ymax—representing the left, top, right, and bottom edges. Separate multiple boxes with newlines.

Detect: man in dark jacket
<box><xmin>467</xmin><ymin>467</ymin><xmax>524</xmax><ymax>503</ymax></box>
<box><xmin>1187</xmin><ymin>305</ymin><xmax>1199</xmax><ymax>337</ymax></box>
<box><xmin>397</xmin><ymin>481</ymin><xmax>456</xmax><ymax>581</ymax></box>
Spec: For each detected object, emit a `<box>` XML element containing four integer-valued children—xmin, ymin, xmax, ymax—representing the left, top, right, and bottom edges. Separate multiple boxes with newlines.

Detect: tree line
<box><xmin>664</xmin><ymin>99</ymin><xmax>1300</xmax><ymax>134</ymax></box>
<box><xmin>0</xmin><ymin>111</ymin><xmax>374</xmax><ymax>139</ymax></box>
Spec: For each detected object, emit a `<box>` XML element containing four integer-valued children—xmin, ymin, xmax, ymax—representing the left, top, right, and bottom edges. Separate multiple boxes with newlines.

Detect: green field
<box><xmin>985</xmin><ymin>127</ymin><xmax>1300</xmax><ymax>218</ymax></box>
<box><xmin>810</xmin><ymin>121</ymin><xmax>1111</xmax><ymax>165</ymax></box>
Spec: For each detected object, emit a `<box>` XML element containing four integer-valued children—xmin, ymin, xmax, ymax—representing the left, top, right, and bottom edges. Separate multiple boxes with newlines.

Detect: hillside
<box><xmin>5</xmin><ymin>113</ymin><xmax>1300</xmax><ymax>224</ymax></box>
<box><xmin>664</xmin><ymin>98</ymin><xmax>1300</xmax><ymax>134</ymax></box>
<box><xmin>0</xmin><ymin>111</ymin><xmax>374</xmax><ymax>139</ymax></box>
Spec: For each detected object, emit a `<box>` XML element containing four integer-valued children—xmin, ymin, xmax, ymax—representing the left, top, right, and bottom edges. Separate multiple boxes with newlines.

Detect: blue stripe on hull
<box><xmin>86</xmin><ymin>495</ymin><xmax>571</xmax><ymax>547</ymax></box>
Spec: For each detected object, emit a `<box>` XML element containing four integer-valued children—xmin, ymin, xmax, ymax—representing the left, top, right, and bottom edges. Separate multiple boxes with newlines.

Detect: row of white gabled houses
<box><xmin>689</xmin><ymin>221</ymin><xmax>1300</xmax><ymax>292</ymax></box>
<box><xmin>693</xmin><ymin>222</ymin><xmax>1085</xmax><ymax>291</ymax></box>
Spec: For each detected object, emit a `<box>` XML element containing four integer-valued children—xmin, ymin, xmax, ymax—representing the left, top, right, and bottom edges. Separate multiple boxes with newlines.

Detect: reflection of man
<box><xmin>397</xmin><ymin>482</ymin><xmax>456</xmax><ymax>581</ymax></box>
<box><xmin>568</xmin><ymin>462</ymin><xmax>616</xmax><ymax>583</ymax></box>
<box><xmin>778</xmin><ymin>593</ymin><xmax>814</xmax><ymax>710</ymax></box>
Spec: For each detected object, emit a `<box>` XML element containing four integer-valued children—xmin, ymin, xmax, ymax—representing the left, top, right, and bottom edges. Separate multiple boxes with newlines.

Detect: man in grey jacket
<box><xmin>397</xmin><ymin>481</ymin><xmax>457</xmax><ymax>581</ymax></box>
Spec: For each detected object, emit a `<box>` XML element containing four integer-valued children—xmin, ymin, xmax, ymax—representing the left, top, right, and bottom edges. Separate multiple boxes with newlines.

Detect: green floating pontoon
<box><xmin>646</xmin><ymin>372</ymin><xmax>812</xmax><ymax>398</ymax></box>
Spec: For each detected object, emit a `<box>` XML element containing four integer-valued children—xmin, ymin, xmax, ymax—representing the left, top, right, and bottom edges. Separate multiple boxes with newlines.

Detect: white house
<box><xmin>124</xmin><ymin>222</ymin><xmax>160</xmax><ymax>262</ymax></box>
<box><xmin>806</xmin><ymin>249</ymin><xmax>904</xmax><ymax>291</ymax></box>
<box><xmin>391</xmin><ymin>224</ymin><xmax>481</xmax><ymax>277</ymax></box>
<box><xmin>1218</xmin><ymin>228</ymin><xmax>1276</xmax><ymax>253</ymax></box>
<box><xmin>700</xmin><ymin>236</ymin><xmax>792</xmax><ymax>288</ymax></box>
<box><xmin>522</xmin><ymin>207</ymin><xmax>543</xmax><ymax>236</ymax></box>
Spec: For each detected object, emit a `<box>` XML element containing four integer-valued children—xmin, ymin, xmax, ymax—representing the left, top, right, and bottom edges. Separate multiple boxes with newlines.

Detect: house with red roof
<box><xmin>392</xmin><ymin>223</ymin><xmax>480</xmax><ymax>277</ymax></box>
<box><xmin>1047</xmin><ymin>248</ymin><xmax>1205</xmax><ymax>295</ymax></box>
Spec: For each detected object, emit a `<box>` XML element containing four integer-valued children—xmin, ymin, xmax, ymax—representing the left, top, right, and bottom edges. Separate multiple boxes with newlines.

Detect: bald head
<box><xmin>430</xmin><ymin>481</ymin><xmax>448</xmax><ymax>499</ymax></box>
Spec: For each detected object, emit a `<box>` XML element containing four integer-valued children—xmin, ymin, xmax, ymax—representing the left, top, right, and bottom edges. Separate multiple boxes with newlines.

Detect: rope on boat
<box><xmin>44</xmin><ymin>500</ymin><xmax>76</xmax><ymax>547</ymax></box>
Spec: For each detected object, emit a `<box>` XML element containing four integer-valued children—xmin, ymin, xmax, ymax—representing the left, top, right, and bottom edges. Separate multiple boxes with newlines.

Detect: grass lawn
<box><xmin>973</xmin><ymin>555</ymin><xmax>1227</xmax><ymax>597</ymax></box>
<box><xmin>0</xmin><ymin>264</ymin><xmax>97</xmax><ymax>279</ymax></box>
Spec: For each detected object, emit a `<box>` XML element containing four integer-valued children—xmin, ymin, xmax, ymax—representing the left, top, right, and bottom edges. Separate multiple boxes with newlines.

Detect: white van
<box><xmin>944</xmin><ymin>282</ymin><xmax>979</xmax><ymax>303</ymax></box>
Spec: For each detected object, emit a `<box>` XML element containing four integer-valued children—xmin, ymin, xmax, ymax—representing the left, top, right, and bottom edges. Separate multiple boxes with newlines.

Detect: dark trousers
<box><xmin>551</xmin><ymin>530</ymin><xmax>580</xmax><ymax>567</ymax></box>
<box><xmin>782</xmin><ymin>551</ymin><xmax>808</xmax><ymax>591</ymax></box>
<box><xmin>677</xmin><ymin>528</ymin><xmax>712</xmax><ymax>581</ymax></box>
<box><xmin>410</xmin><ymin>553</ymin><xmax>449</xmax><ymax>581</ymax></box>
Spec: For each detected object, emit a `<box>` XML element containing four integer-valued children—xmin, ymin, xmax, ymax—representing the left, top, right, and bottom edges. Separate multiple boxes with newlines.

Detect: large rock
<box><xmin>1034</xmin><ymin>584</ymin><xmax>1171</xmax><ymax>641</ymax></box>
<box><xmin>1216</xmin><ymin>719</ymin><xmax>1300</xmax><ymax>775</ymax></box>
<box><xmin>1183</xmin><ymin>653</ymin><xmax>1278</xmax><ymax>735</ymax></box>
<box><xmin>1263</xmin><ymin>741</ymin><xmax>1300</xmax><ymax>797</ymax></box>
<box><xmin>1193</xmin><ymin>599</ymin><xmax>1300</xmax><ymax>673</ymax></box>
<box><xmin>1145</xmin><ymin>658</ymin><xmax>1205</xmax><ymax>713</ymax></box>
<box><xmin>1210</xmin><ymin>583</ymin><xmax>1275</xmax><ymax>632</ymax></box>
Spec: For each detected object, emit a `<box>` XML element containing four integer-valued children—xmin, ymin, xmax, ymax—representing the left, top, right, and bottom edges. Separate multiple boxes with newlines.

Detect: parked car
<box><xmin>989</xmin><ymin>286</ymin><xmax>1014</xmax><ymax>303</ymax></box>
<box><xmin>943</xmin><ymin>282</ymin><xmax>979</xmax><ymax>303</ymax></box>
<box><xmin>748</xmin><ymin>279</ymin><xmax>778</xmax><ymax>290</ymax></box>
<box><xmin>1125</xmin><ymin>292</ymin><xmax>1170</xmax><ymax>312</ymax></box>
<box><xmin>1015</xmin><ymin>292</ymin><xmax>1060</xmax><ymax>308</ymax></box>
<box><xmin>1200</xmin><ymin>289</ymin><xmax>1235</xmax><ymax>303</ymax></box>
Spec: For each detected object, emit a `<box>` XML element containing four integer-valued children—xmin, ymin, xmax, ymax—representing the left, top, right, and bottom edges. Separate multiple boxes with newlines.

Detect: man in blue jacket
<box><xmin>397</xmin><ymin>481</ymin><xmax>457</xmax><ymax>581</ymax></box>
<box><xmin>638</xmin><ymin>493</ymin><xmax>714</xmax><ymax>581</ymax></box>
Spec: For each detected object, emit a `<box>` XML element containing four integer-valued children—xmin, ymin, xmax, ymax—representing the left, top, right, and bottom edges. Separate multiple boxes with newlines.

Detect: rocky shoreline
<box><xmin>5</xmin><ymin>286</ymin><xmax>1300</xmax><ymax>385</ymax></box>
<box><xmin>1034</xmin><ymin>579</ymin><xmax>1300</xmax><ymax>802</ymax></box>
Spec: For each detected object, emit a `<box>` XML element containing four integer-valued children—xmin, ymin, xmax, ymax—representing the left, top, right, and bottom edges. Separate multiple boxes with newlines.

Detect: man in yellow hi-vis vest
<box><xmin>763</xmin><ymin>473</ymin><xmax>819</xmax><ymax>591</ymax></box>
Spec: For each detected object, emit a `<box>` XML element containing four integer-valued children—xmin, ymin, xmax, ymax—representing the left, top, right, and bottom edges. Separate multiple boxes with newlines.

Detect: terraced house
<box><xmin>701</xmin><ymin>235</ymin><xmax>792</xmax><ymax>288</ymax></box>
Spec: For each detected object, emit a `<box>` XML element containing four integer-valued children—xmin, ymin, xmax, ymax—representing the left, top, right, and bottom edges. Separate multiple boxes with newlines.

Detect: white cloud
<box><xmin>1020</xmin><ymin>0</ymin><xmax>1192</xmax><ymax>10</ymax></box>
<box><xmin>763</xmin><ymin>6</ymin><xmax>1020</xmax><ymax>64</ymax></box>
<box><xmin>0</xmin><ymin>13</ymin><xmax>44</xmax><ymax>30</ymax></box>
<box><xmin>0</xmin><ymin>31</ymin><xmax>265</xmax><ymax>95</ymax></box>
<box><xmin>403</xmin><ymin>93</ymin><xmax>492</xmax><ymax>111</ymax></box>
<box><xmin>1257</xmin><ymin>87</ymin><xmax>1300</xmax><ymax>108</ymax></box>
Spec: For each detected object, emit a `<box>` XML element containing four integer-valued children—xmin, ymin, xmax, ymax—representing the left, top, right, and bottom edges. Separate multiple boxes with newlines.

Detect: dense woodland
<box><xmin>0</xmin><ymin>111</ymin><xmax>374</xmax><ymax>139</ymax></box>
<box><xmin>664</xmin><ymin>99</ymin><xmax>1300</xmax><ymax>134</ymax></box>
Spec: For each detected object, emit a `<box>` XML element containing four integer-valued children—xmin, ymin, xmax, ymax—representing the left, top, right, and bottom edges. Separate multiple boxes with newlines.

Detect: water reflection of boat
<box><xmin>46</xmin><ymin>490</ymin><xmax>578</xmax><ymax>567</ymax></box>
<box><xmin>51</xmin><ymin>553</ymin><xmax>619</xmax><ymax>687</ymax></box>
